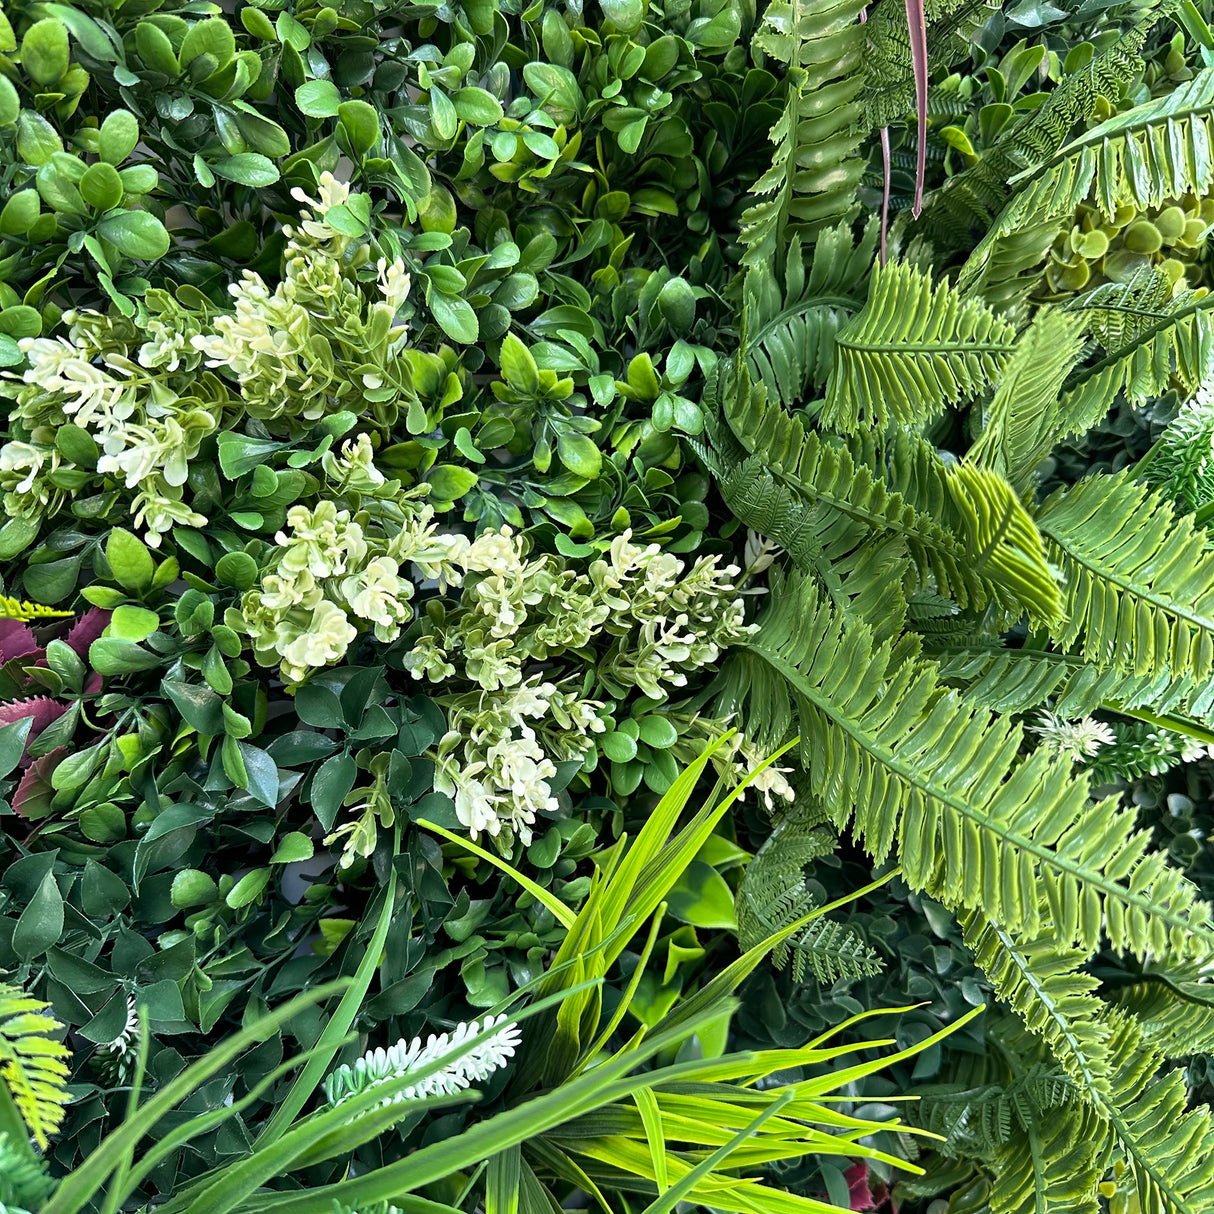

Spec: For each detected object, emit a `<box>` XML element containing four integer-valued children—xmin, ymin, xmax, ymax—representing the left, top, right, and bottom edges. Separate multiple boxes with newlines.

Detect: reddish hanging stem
<box><xmin>879</xmin><ymin>126</ymin><xmax>891</xmax><ymax>264</ymax></box>
<box><xmin>905</xmin><ymin>0</ymin><xmax>928</xmax><ymax>218</ymax></box>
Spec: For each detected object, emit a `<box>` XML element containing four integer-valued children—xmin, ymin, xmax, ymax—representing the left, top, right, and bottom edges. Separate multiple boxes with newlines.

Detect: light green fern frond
<box><xmin>821</xmin><ymin>261</ymin><xmax>1019</xmax><ymax>434</ymax></box>
<box><xmin>928</xmin><ymin>640</ymin><xmax>1214</xmax><ymax>726</ymax></box>
<box><xmin>969</xmin><ymin>308</ymin><xmax>1089</xmax><ymax>493</ymax></box>
<box><xmin>0</xmin><ymin>598</ymin><xmax>73</xmax><ymax>622</ymax></box>
<box><xmin>739</xmin><ymin>0</ymin><xmax>868</xmax><ymax>268</ymax></box>
<box><xmin>710</xmin><ymin>363</ymin><xmax>1060</xmax><ymax>624</ymax></box>
<box><xmin>0</xmin><ymin>983</ymin><xmax>71</xmax><ymax>1150</ymax></box>
<box><xmin>743</xmin><ymin>572</ymin><xmax>1214</xmax><ymax>959</ymax></box>
<box><xmin>988</xmin><ymin>1105</ymin><xmax>1105</xmax><ymax>1214</ymax></box>
<box><xmin>1036</xmin><ymin>470</ymin><xmax>1214</xmax><ymax>680</ymax></box>
<box><xmin>1111</xmin><ymin>971</ymin><xmax>1214</xmax><ymax>1059</ymax></box>
<box><xmin>963</xmin><ymin>909</ymin><xmax>1214</xmax><ymax>1214</ymax></box>
<box><xmin>742</xmin><ymin>223</ymin><xmax>878</xmax><ymax>408</ymax></box>
<box><xmin>0</xmin><ymin>1131</ymin><xmax>54</xmax><ymax>1213</ymax></box>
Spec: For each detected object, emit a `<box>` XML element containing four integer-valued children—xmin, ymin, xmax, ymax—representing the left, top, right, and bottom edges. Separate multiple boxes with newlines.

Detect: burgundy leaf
<box><xmin>0</xmin><ymin>696</ymin><xmax>69</xmax><ymax>746</ymax></box>
<box><xmin>905</xmin><ymin>0</ymin><xmax>928</xmax><ymax>218</ymax></box>
<box><xmin>11</xmin><ymin>747</ymin><xmax>67</xmax><ymax>819</ymax></box>
<box><xmin>65</xmin><ymin>608</ymin><xmax>112</xmax><ymax>658</ymax></box>
<box><xmin>0</xmin><ymin>619</ymin><xmax>40</xmax><ymax>665</ymax></box>
<box><xmin>845</xmin><ymin>1161</ymin><xmax>879</xmax><ymax>1212</ymax></box>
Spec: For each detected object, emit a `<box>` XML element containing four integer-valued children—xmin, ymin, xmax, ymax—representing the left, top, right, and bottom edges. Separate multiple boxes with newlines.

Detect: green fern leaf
<box><xmin>1057</xmin><ymin>278</ymin><xmax>1214</xmax><ymax>432</ymax></box>
<box><xmin>0</xmin><ymin>983</ymin><xmax>71</xmax><ymax>1150</ymax></box>
<box><xmin>1111</xmin><ymin>971</ymin><xmax>1214</xmax><ymax>1059</ymax></box>
<box><xmin>745</xmin><ymin>572</ymin><xmax>1214</xmax><ymax>958</ymax></box>
<box><xmin>1036</xmin><ymin>470</ymin><xmax>1214</xmax><ymax>680</ymax></box>
<box><xmin>821</xmin><ymin>261</ymin><xmax>1019</xmax><ymax>433</ymax></box>
<box><xmin>738</xmin><ymin>0</ymin><xmax>868</xmax><ymax>267</ymax></box>
<box><xmin>988</xmin><ymin>1106</ymin><xmax>1104</xmax><ymax>1214</ymax></box>
<box><xmin>970</xmin><ymin>308</ymin><xmax>1089</xmax><ymax>493</ymax></box>
<box><xmin>742</xmin><ymin>224</ymin><xmax>878</xmax><ymax>407</ymax></box>
<box><xmin>1141</xmin><ymin>372</ymin><xmax>1214</xmax><ymax>514</ymax></box>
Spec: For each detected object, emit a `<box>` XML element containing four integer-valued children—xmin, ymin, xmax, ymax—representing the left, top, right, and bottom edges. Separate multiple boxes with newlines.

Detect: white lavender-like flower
<box><xmin>324</xmin><ymin>1014</ymin><xmax>522</xmax><ymax>1111</ymax></box>
<box><xmin>1028</xmin><ymin>711</ymin><xmax>1116</xmax><ymax>762</ymax></box>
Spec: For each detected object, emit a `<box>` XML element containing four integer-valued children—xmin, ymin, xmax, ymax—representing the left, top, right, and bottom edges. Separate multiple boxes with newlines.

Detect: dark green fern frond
<box><xmin>739</xmin><ymin>0</ymin><xmax>868</xmax><ymax>268</ymax></box>
<box><xmin>861</xmin><ymin>0</ymin><xmax>1000</xmax><ymax>131</ymax></box>
<box><xmin>744</xmin><ymin>572</ymin><xmax>1214</xmax><ymax>959</ymax></box>
<box><xmin>0</xmin><ymin>983</ymin><xmax>71</xmax><ymax>1151</ymax></box>
<box><xmin>742</xmin><ymin>223</ymin><xmax>878</xmax><ymax>408</ymax></box>
<box><xmin>821</xmin><ymin>261</ymin><xmax>1019</xmax><ymax>434</ymax></box>
<box><xmin>969</xmin><ymin>308</ymin><xmax>1089</xmax><ymax>494</ymax></box>
<box><xmin>1056</xmin><ymin>279</ymin><xmax>1214</xmax><ymax>434</ymax></box>
<box><xmin>1036</xmin><ymin>470</ymin><xmax>1214</xmax><ymax>680</ymax></box>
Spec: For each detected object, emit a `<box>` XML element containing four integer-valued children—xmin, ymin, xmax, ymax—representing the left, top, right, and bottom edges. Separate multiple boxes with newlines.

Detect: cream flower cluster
<box><xmin>404</xmin><ymin>527</ymin><xmax>755</xmax><ymax>841</ymax></box>
<box><xmin>233</xmin><ymin>474</ymin><xmax>470</xmax><ymax>685</ymax></box>
<box><xmin>433</xmin><ymin>676</ymin><xmax>606</xmax><ymax>842</ymax></box>
<box><xmin>1</xmin><ymin>306</ymin><xmax>217</xmax><ymax>545</ymax></box>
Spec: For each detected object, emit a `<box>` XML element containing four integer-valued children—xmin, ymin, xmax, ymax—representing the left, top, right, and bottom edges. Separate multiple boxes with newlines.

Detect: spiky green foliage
<box><xmin>0</xmin><ymin>598</ymin><xmax>73</xmax><ymax>622</ymax></box>
<box><xmin>1141</xmin><ymin>368</ymin><xmax>1214</xmax><ymax>514</ymax></box>
<box><xmin>742</xmin><ymin>223</ymin><xmax>877</xmax><ymax>409</ymax></box>
<box><xmin>0</xmin><ymin>1133</ymin><xmax>54</xmax><ymax>1214</ymax></box>
<box><xmin>738</xmin><ymin>0</ymin><xmax>868</xmax><ymax>268</ymax></box>
<box><xmin>821</xmin><ymin>262</ymin><xmax>1019</xmax><ymax>433</ymax></box>
<box><xmin>1037</xmin><ymin>470</ymin><xmax>1214</xmax><ymax>680</ymax></box>
<box><xmin>0</xmin><ymin>984</ymin><xmax>70</xmax><ymax>1151</ymax></box>
<box><xmin>731</xmin><ymin>569</ymin><xmax>1214</xmax><ymax>958</ymax></box>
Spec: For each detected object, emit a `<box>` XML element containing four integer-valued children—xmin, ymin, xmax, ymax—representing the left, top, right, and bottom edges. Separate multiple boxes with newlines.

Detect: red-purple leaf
<box><xmin>0</xmin><ymin>619</ymin><xmax>40</xmax><ymax>665</ymax></box>
<box><xmin>11</xmin><ymin>747</ymin><xmax>67</xmax><ymax>819</ymax></box>
<box><xmin>905</xmin><ymin>0</ymin><xmax>928</xmax><ymax>218</ymax></box>
<box><xmin>0</xmin><ymin>696</ymin><xmax>69</xmax><ymax>746</ymax></box>
<box><xmin>65</xmin><ymin>608</ymin><xmax>112</xmax><ymax>658</ymax></box>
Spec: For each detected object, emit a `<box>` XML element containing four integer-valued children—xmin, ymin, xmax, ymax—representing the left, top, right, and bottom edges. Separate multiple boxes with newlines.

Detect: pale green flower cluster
<box><xmin>405</xmin><ymin>528</ymin><xmax>755</xmax><ymax>841</ymax></box>
<box><xmin>231</xmin><ymin>462</ymin><xmax>470</xmax><ymax>686</ymax></box>
<box><xmin>1</xmin><ymin>303</ymin><xmax>218</xmax><ymax>545</ymax></box>
<box><xmin>0</xmin><ymin>173</ymin><xmax>412</xmax><ymax>549</ymax></box>
<box><xmin>406</xmin><ymin>528</ymin><xmax>754</xmax><ymax>697</ymax></box>
<box><xmin>192</xmin><ymin>173</ymin><xmax>413</xmax><ymax>426</ymax></box>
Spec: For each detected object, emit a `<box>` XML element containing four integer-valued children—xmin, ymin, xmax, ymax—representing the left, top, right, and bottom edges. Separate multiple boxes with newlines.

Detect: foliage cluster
<box><xmin>3</xmin><ymin>0</ymin><xmax>1214</xmax><ymax>1211</ymax></box>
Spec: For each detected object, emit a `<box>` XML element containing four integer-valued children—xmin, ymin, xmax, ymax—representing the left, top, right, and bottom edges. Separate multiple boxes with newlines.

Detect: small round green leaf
<box><xmin>97</xmin><ymin>210</ymin><xmax>170</xmax><ymax>260</ymax></box>
<box><xmin>99</xmin><ymin>110</ymin><xmax>140</xmax><ymax>164</ymax></box>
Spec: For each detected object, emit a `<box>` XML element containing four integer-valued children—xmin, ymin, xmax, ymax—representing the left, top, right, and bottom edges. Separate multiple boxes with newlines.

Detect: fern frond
<box><xmin>963</xmin><ymin>910</ymin><xmax>1214</xmax><ymax>1214</ymax></box>
<box><xmin>742</xmin><ymin>223</ymin><xmax>878</xmax><ymax>408</ymax></box>
<box><xmin>0</xmin><ymin>1132</ymin><xmax>54</xmax><ymax>1211</ymax></box>
<box><xmin>713</xmin><ymin>363</ymin><xmax>1059</xmax><ymax>623</ymax></box>
<box><xmin>0</xmin><ymin>983</ymin><xmax>71</xmax><ymax>1150</ymax></box>
<box><xmin>928</xmin><ymin>640</ymin><xmax>1214</xmax><ymax>725</ymax></box>
<box><xmin>739</xmin><ymin>0</ymin><xmax>868</xmax><ymax>268</ymax></box>
<box><xmin>988</xmin><ymin>1105</ymin><xmax>1104</xmax><ymax>1214</ymax></box>
<box><xmin>969</xmin><ymin>308</ymin><xmax>1089</xmax><ymax>494</ymax></box>
<box><xmin>1057</xmin><ymin>279</ymin><xmax>1214</xmax><ymax>432</ymax></box>
<box><xmin>0</xmin><ymin>598</ymin><xmax>73</xmax><ymax>622</ymax></box>
<box><xmin>1036</xmin><ymin>470</ymin><xmax>1214</xmax><ymax>680</ymax></box>
<box><xmin>950</xmin><ymin>5</ymin><xmax>1175</xmax><ymax>283</ymax></box>
<box><xmin>821</xmin><ymin>261</ymin><xmax>1019</xmax><ymax>433</ymax></box>
<box><xmin>737</xmin><ymin>815</ymin><xmax>882</xmax><ymax>985</ymax></box>
<box><xmin>745</xmin><ymin>572</ymin><xmax>1214</xmax><ymax>959</ymax></box>
<box><xmin>1141</xmin><ymin>369</ymin><xmax>1214</xmax><ymax>513</ymax></box>
<box><xmin>1112</xmin><ymin>971</ymin><xmax>1214</xmax><ymax>1059</ymax></box>
<box><xmin>1103</xmin><ymin>1017</ymin><xmax>1214</xmax><ymax>1214</ymax></box>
